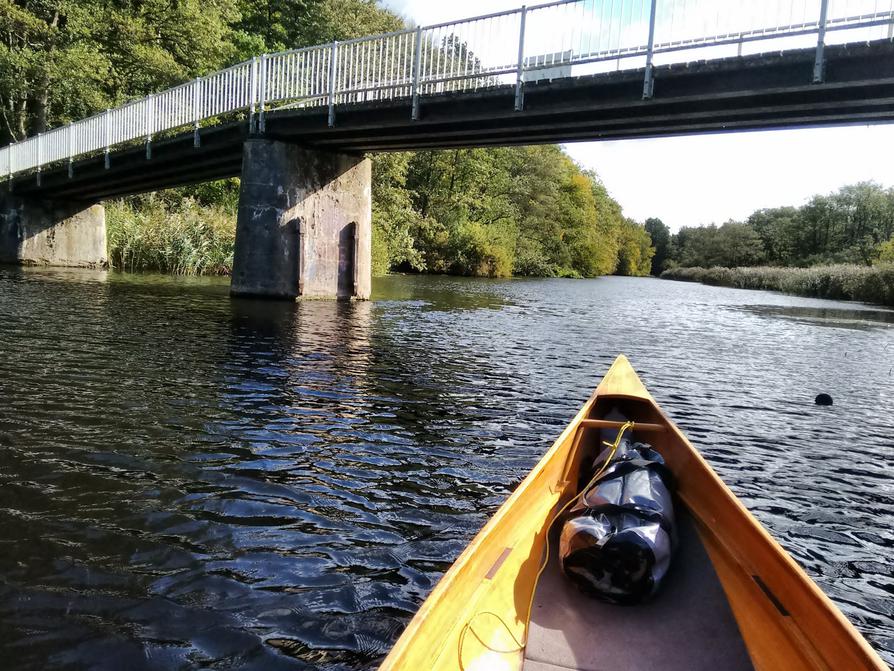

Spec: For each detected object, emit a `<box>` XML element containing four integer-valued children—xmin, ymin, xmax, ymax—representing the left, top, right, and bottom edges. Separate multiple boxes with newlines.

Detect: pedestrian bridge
<box><xmin>2</xmin><ymin>0</ymin><xmax>894</xmax><ymax>299</ymax></box>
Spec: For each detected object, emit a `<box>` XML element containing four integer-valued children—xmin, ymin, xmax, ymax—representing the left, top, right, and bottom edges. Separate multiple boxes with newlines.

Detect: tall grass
<box><xmin>106</xmin><ymin>197</ymin><xmax>236</xmax><ymax>275</ymax></box>
<box><xmin>661</xmin><ymin>265</ymin><xmax>894</xmax><ymax>306</ymax></box>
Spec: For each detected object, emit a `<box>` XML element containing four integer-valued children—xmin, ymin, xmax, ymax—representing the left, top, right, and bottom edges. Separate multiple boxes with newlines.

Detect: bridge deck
<box><xmin>8</xmin><ymin>40</ymin><xmax>894</xmax><ymax>202</ymax></box>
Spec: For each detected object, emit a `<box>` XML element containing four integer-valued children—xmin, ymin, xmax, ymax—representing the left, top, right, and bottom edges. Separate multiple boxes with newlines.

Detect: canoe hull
<box><xmin>379</xmin><ymin>355</ymin><xmax>886</xmax><ymax>671</ymax></box>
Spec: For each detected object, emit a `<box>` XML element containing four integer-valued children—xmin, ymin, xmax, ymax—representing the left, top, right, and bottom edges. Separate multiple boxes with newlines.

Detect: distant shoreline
<box><xmin>660</xmin><ymin>265</ymin><xmax>894</xmax><ymax>307</ymax></box>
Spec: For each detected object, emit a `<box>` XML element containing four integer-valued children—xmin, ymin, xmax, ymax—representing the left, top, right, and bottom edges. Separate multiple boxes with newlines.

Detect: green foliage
<box><xmin>615</xmin><ymin>219</ymin><xmax>655</xmax><ymax>276</ymax></box>
<box><xmin>661</xmin><ymin>264</ymin><xmax>894</xmax><ymax>307</ymax></box>
<box><xmin>671</xmin><ymin>182</ymin><xmax>894</xmax><ymax>270</ymax></box>
<box><xmin>0</xmin><ymin>0</ymin><xmax>240</xmax><ymax>143</ymax></box>
<box><xmin>374</xmin><ymin>145</ymin><xmax>641</xmax><ymax>278</ymax></box>
<box><xmin>643</xmin><ymin>217</ymin><xmax>670</xmax><ymax>275</ymax></box>
<box><xmin>107</xmin><ymin>197</ymin><xmax>235</xmax><ymax>275</ymax></box>
<box><xmin>2</xmin><ymin>0</ymin><xmax>651</xmax><ymax>280</ymax></box>
<box><xmin>371</xmin><ymin>152</ymin><xmax>424</xmax><ymax>275</ymax></box>
<box><xmin>672</xmin><ymin>220</ymin><xmax>765</xmax><ymax>268</ymax></box>
<box><xmin>876</xmin><ymin>235</ymin><xmax>894</xmax><ymax>264</ymax></box>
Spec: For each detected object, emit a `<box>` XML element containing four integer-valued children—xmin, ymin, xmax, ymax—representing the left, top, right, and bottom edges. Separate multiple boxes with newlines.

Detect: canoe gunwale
<box><xmin>378</xmin><ymin>355</ymin><xmax>887</xmax><ymax>671</ymax></box>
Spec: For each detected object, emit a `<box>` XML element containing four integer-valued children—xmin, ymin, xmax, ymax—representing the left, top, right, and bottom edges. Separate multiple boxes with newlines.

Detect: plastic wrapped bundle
<box><xmin>559</xmin><ymin>436</ymin><xmax>675</xmax><ymax>604</ymax></box>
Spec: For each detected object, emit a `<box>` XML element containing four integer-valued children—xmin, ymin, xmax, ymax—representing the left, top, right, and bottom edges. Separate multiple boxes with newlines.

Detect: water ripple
<box><xmin>0</xmin><ymin>268</ymin><xmax>891</xmax><ymax>668</ymax></box>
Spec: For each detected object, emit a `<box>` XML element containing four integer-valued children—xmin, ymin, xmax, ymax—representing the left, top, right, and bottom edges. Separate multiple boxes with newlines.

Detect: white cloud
<box><xmin>384</xmin><ymin>0</ymin><xmax>894</xmax><ymax>230</ymax></box>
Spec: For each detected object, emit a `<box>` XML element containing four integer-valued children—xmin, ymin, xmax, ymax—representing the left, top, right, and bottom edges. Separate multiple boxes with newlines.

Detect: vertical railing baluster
<box><xmin>514</xmin><ymin>6</ymin><xmax>528</xmax><ymax>111</ymax></box>
<box><xmin>193</xmin><ymin>77</ymin><xmax>202</xmax><ymax>147</ymax></box>
<box><xmin>104</xmin><ymin>108</ymin><xmax>111</xmax><ymax>169</ymax></box>
<box><xmin>67</xmin><ymin>123</ymin><xmax>74</xmax><ymax>178</ymax></box>
<box><xmin>259</xmin><ymin>54</ymin><xmax>268</xmax><ymax>133</ymax></box>
<box><xmin>36</xmin><ymin>132</ymin><xmax>42</xmax><ymax>186</ymax></box>
<box><xmin>410</xmin><ymin>26</ymin><xmax>423</xmax><ymax>120</ymax></box>
<box><xmin>328</xmin><ymin>41</ymin><xmax>339</xmax><ymax>127</ymax></box>
<box><xmin>249</xmin><ymin>56</ymin><xmax>259</xmax><ymax>133</ymax></box>
<box><xmin>146</xmin><ymin>94</ymin><xmax>154</xmax><ymax>159</ymax></box>
<box><xmin>813</xmin><ymin>0</ymin><xmax>830</xmax><ymax>82</ymax></box>
<box><xmin>643</xmin><ymin>0</ymin><xmax>658</xmax><ymax>99</ymax></box>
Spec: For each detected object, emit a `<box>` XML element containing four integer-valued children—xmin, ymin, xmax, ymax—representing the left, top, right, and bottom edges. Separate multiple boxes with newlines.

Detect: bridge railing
<box><xmin>3</xmin><ymin>0</ymin><xmax>893</xmax><ymax>184</ymax></box>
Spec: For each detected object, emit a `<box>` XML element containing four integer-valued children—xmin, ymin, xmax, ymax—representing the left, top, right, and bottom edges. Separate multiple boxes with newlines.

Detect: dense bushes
<box><xmin>661</xmin><ymin>265</ymin><xmax>894</xmax><ymax>306</ymax></box>
<box><xmin>107</xmin><ymin>197</ymin><xmax>235</xmax><ymax>275</ymax></box>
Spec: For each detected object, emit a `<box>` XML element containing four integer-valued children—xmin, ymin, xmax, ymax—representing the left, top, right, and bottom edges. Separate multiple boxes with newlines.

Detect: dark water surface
<box><xmin>0</xmin><ymin>268</ymin><xmax>892</xmax><ymax>669</ymax></box>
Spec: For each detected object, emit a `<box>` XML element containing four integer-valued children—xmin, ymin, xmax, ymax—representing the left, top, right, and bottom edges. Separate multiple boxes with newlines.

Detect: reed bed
<box><xmin>106</xmin><ymin>198</ymin><xmax>236</xmax><ymax>275</ymax></box>
<box><xmin>661</xmin><ymin>265</ymin><xmax>894</xmax><ymax>306</ymax></box>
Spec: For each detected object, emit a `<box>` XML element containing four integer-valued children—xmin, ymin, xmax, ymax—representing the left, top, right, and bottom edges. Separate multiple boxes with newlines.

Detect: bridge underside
<box><xmin>4</xmin><ymin>40</ymin><xmax>893</xmax><ymax>298</ymax></box>
<box><xmin>9</xmin><ymin>40</ymin><xmax>894</xmax><ymax>202</ymax></box>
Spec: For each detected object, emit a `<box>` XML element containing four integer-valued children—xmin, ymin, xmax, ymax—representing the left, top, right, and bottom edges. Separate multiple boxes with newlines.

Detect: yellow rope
<box><xmin>458</xmin><ymin>421</ymin><xmax>635</xmax><ymax>669</ymax></box>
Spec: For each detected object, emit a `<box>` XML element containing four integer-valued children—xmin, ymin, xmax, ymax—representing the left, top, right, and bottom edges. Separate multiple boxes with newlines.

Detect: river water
<box><xmin>0</xmin><ymin>268</ymin><xmax>891</xmax><ymax>669</ymax></box>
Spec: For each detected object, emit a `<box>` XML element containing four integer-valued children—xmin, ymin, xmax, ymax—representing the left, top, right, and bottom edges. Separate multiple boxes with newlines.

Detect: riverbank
<box><xmin>105</xmin><ymin>177</ymin><xmax>655</xmax><ymax>279</ymax></box>
<box><xmin>661</xmin><ymin>264</ymin><xmax>894</xmax><ymax>306</ymax></box>
<box><xmin>106</xmin><ymin>199</ymin><xmax>235</xmax><ymax>276</ymax></box>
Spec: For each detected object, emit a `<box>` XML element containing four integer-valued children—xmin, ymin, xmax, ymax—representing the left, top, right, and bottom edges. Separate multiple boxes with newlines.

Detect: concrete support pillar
<box><xmin>0</xmin><ymin>192</ymin><xmax>106</xmax><ymax>267</ymax></box>
<box><xmin>231</xmin><ymin>139</ymin><xmax>372</xmax><ymax>300</ymax></box>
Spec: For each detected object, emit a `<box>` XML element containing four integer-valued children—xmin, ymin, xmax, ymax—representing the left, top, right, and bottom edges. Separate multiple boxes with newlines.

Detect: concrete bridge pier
<box><xmin>231</xmin><ymin>139</ymin><xmax>371</xmax><ymax>301</ymax></box>
<box><xmin>0</xmin><ymin>192</ymin><xmax>106</xmax><ymax>268</ymax></box>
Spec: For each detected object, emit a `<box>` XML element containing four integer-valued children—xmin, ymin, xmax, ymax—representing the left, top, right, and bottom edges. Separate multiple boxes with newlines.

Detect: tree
<box><xmin>875</xmin><ymin>235</ymin><xmax>894</xmax><ymax>264</ymax></box>
<box><xmin>1</xmin><ymin>0</ymin><xmax>240</xmax><ymax>145</ymax></box>
<box><xmin>715</xmin><ymin>221</ymin><xmax>765</xmax><ymax>267</ymax></box>
<box><xmin>616</xmin><ymin>219</ymin><xmax>655</xmax><ymax>276</ymax></box>
<box><xmin>643</xmin><ymin>217</ymin><xmax>670</xmax><ymax>275</ymax></box>
<box><xmin>669</xmin><ymin>221</ymin><xmax>763</xmax><ymax>268</ymax></box>
<box><xmin>747</xmin><ymin>207</ymin><xmax>799</xmax><ymax>265</ymax></box>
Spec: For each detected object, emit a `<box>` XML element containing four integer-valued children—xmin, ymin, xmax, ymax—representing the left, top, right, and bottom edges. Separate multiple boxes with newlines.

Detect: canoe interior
<box><xmin>524</xmin><ymin>508</ymin><xmax>754</xmax><ymax>671</ymax></box>
<box><xmin>521</xmin><ymin>394</ymin><xmax>757</xmax><ymax>670</ymax></box>
<box><xmin>378</xmin><ymin>356</ymin><xmax>886</xmax><ymax>671</ymax></box>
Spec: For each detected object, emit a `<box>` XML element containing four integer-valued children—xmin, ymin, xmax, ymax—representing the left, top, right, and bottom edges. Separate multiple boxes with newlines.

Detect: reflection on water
<box><xmin>738</xmin><ymin>304</ymin><xmax>894</xmax><ymax>330</ymax></box>
<box><xmin>0</xmin><ymin>269</ymin><xmax>892</xmax><ymax>668</ymax></box>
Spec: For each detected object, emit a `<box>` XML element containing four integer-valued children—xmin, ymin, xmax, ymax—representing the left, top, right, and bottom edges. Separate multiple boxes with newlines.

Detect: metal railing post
<box><xmin>104</xmin><ymin>108</ymin><xmax>111</xmax><ymax>169</ymax></box>
<box><xmin>813</xmin><ymin>0</ymin><xmax>830</xmax><ymax>83</ymax></box>
<box><xmin>643</xmin><ymin>0</ymin><xmax>658</xmax><ymax>99</ymax></box>
<box><xmin>328</xmin><ymin>41</ymin><xmax>339</xmax><ymax>127</ymax></box>
<box><xmin>249</xmin><ymin>56</ymin><xmax>259</xmax><ymax>134</ymax></box>
<box><xmin>146</xmin><ymin>94</ymin><xmax>154</xmax><ymax>159</ymax></box>
<box><xmin>193</xmin><ymin>77</ymin><xmax>201</xmax><ymax>147</ymax></box>
<box><xmin>411</xmin><ymin>26</ymin><xmax>423</xmax><ymax>120</ymax></box>
<box><xmin>259</xmin><ymin>54</ymin><xmax>268</xmax><ymax>133</ymax></box>
<box><xmin>514</xmin><ymin>6</ymin><xmax>528</xmax><ymax>112</ymax></box>
<box><xmin>67</xmin><ymin>123</ymin><xmax>74</xmax><ymax>178</ymax></box>
<box><xmin>36</xmin><ymin>132</ymin><xmax>42</xmax><ymax>186</ymax></box>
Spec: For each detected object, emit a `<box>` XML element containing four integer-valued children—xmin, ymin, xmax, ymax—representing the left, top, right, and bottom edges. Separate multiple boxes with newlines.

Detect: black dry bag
<box><xmin>558</xmin><ymin>435</ymin><xmax>676</xmax><ymax>605</ymax></box>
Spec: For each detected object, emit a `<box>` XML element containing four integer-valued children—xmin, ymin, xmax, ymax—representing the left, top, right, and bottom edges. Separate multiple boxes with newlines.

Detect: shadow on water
<box><xmin>371</xmin><ymin>274</ymin><xmax>511</xmax><ymax>312</ymax></box>
<box><xmin>0</xmin><ymin>271</ymin><xmax>891</xmax><ymax>668</ymax></box>
<box><xmin>736</xmin><ymin>304</ymin><xmax>894</xmax><ymax>331</ymax></box>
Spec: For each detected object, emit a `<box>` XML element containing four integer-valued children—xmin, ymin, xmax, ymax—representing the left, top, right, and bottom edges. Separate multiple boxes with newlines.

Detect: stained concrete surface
<box><xmin>231</xmin><ymin>139</ymin><xmax>371</xmax><ymax>300</ymax></box>
<box><xmin>0</xmin><ymin>193</ymin><xmax>106</xmax><ymax>268</ymax></box>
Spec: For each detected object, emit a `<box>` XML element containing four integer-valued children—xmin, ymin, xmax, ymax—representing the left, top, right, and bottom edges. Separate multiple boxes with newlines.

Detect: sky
<box><xmin>382</xmin><ymin>0</ymin><xmax>894</xmax><ymax>231</ymax></box>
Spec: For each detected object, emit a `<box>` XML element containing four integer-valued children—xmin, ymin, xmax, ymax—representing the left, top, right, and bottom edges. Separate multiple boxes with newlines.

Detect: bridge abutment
<box><xmin>0</xmin><ymin>193</ymin><xmax>106</xmax><ymax>268</ymax></box>
<box><xmin>231</xmin><ymin>139</ymin><xmax>371</xmax><ymax>301</ymax></box>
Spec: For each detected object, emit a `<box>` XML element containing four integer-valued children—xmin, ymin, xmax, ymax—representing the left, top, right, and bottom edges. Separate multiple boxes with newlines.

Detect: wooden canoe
<box><xmin>379</xmin><ymin>355</ymin><xmax>886</xmax><ymax>671</ymax></box>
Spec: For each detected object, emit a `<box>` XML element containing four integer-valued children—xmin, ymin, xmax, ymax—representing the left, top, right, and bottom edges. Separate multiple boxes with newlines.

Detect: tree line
<box><xmin>2</xmin><ymin>0</ymin><xmax>654</xmax><ymax>278</ymax></box>
<box><xmin>644</xmin><ymin>181</ymin><xmax>894</xmax><ymax>274</ymax></box>
<box><xmin>372</xmin><ymin>148</ymin><xmax>653</xmax><ymax>278</ymax></box>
